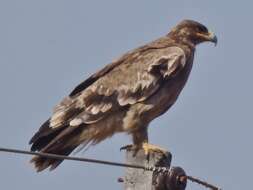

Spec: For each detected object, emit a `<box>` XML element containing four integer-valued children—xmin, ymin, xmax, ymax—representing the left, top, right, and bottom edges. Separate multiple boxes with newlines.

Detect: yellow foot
<box><xmin>142</xmin><ymin>142</ymin><xmax>168</xmax><ymax>156</ymax></box>
<box><xmin>120</xmin><ymin>143</ymin><xmax>168</xmax><ymax>157</ymax></box>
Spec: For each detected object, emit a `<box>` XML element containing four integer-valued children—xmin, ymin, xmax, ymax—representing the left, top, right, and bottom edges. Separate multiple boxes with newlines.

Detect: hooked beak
<box><xmin>196</xmin><ymin>31</ymin><xmax>218</xmax><ymax>46</ymax></box>
<box><xmin>207</xmin><ymin>32</ymin><xmax>218</xmax><ymax>46</ymax></box>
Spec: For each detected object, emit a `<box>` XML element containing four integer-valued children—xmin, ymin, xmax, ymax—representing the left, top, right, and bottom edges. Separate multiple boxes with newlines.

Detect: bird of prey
<box><xmin>29</xmin><ymin>20</ymin><xmax>217</xmax><ymax>172</ymax></box>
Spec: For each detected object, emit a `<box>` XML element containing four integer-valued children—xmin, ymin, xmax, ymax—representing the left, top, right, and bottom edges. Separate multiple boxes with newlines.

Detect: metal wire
<box><xmin>0</xmin><ymin>147</ymin><xmax>221</xmax><ymax>190</ymax></box>
<box><xmin>0</xmin><ymin>147</ymin><xmax>148</xmax><ymax>170</ymax></box>
<box><xmin>186</xmin><ymin>175</ymin><xmax>222</xmax><ymax>190</ymax></box>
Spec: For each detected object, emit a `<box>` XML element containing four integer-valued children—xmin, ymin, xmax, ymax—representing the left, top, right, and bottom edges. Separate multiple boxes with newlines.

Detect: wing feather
<box><xmin>50</xmin><ymin>46</ymin><xmax>186</xmax><ymax>128</ymax></box>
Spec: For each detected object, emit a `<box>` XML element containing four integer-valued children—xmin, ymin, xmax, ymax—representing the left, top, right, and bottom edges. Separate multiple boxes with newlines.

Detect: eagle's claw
<box><xmin>120</xmin><ymin>144</ymin><xmax>134</xmax><ymax>151</ymax></box>
<box><xmin>120</xmin><ymin>143</ymin><xmax>168</xmax><ymax>159</ymax></box>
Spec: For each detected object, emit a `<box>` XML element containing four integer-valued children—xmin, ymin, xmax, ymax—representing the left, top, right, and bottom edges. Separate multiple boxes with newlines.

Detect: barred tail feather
<box><xmin>29</xmin><ymin>120</ymin><xmax>88</xmax><ymax>172</ymax></box>
<box><xmin>30</xmin><ymin>146</ymin><xmax>77</xmax><ymax>172</ymax></box>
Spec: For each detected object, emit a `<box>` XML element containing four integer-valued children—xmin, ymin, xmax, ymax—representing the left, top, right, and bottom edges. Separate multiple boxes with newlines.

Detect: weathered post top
<box><xmin>122</xmin><ymin>149</ymin><xmax>187</xmax><ymax>190</ymax></box>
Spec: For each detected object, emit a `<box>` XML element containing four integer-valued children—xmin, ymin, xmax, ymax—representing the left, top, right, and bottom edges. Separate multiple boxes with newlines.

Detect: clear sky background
<box><xmin>0</xmin><ymin>1</ymin><xmax>252</xmax><ymax>190</ymax></box>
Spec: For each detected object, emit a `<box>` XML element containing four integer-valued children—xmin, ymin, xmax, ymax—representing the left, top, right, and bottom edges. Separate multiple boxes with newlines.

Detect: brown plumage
<box><xmin>29</xmin><ymin>20</ymin><xmax>217</xmax><ymax>172</ymax></box>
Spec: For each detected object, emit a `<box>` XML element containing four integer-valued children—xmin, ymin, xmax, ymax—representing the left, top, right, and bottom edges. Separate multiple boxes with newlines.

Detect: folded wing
<box><xmin>50</xmin><ymin>46</ymin><xmax>186</xmax><ymax>128</ymax></box>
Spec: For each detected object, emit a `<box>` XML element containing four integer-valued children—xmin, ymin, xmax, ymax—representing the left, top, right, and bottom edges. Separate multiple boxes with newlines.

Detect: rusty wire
<box><xmin>0</xmin><ymin>147</ymin><xmax>221</xmax><ymax>190</ymax></box>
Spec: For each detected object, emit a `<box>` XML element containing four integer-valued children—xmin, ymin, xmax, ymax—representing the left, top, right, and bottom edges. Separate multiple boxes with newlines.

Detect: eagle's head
<box><xmin>169</xmin><ymin>20</ymin><xmax>217</xmax><ymax>46</ymax></box>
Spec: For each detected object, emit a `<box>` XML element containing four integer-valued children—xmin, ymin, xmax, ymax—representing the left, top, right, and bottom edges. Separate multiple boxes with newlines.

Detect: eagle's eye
<box><xmin>197</xmin><ymin>25</ymin><xmax>208</xmax><ymax>33</ymax></box>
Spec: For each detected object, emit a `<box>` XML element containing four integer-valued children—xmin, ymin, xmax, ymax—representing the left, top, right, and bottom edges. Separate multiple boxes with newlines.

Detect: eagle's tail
<box><xmin>30</xmin><ymin>145</ymin><xmax>77</xmax><ymax>172</ymax></box>
<box><xmin>29</xmin><ymin>119</ymin><xmax>86</xmax><ymax>172</ymax></box>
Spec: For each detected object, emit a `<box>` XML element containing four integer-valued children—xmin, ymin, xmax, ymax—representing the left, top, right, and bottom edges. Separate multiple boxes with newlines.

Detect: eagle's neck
<box><xmin>180</xmin><ymin>39</ymin><xmax>195</xmax><ymax>50</ymax></box>
<box><xmin>167</xmin><ymin>33</ymin><xmax>196</xmax><ymax>50</ymax></box>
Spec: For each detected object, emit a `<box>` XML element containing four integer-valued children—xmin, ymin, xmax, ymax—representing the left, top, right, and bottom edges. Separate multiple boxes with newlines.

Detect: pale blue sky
<box><xmin>0</xmin><ymin>1</ymin><xmax>252</xmax><ymax>190</ymax></box>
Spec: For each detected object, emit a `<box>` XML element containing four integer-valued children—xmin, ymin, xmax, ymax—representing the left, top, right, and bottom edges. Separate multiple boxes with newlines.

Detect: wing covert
<box><xmin>50</xmin><ymin>46</ymin><xmax>186</xmax><ymax>128</ymax></box>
